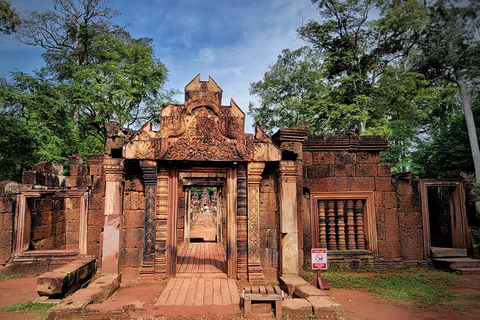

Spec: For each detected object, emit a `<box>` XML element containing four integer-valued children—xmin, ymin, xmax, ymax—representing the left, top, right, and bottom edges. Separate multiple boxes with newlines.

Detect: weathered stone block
<box><xmin>303</xmin><ymin>151</ymin><xmax>313</xmax><ymax>166</ymax></box>
<box><xmin>400</xmin><ymin>228</ymin><xmax>424</xmax><ymax>260</ymax></box>
<box><xmin>375</xmin><ymin>177</ymin><xmax>393</xmax><ymax>192</ymax></box>
<box><xmin>305</xmin><ymin>178</ymin><xmax>327</xmax><ymax>192</ymax></box>
<box><xmin>293</xmin><ymin>285</ymin><xmax>328</xmax><ymax>299</ymax></box>
<box><xmin>384</xmin><ymin>192</ymin><xmax>397</xmax><ymax>209</ymax></box>
<box><xmin>1</xmin><ymin>213</ymin><xmax>14</xmax><ymax>231</ymax></box>
<box><xmin>355</xmin><ymin>163</ymin><xmax>377</xmax><ymax>177</ymax></box>
<box><xmin>0</xmin><ymin>198</ymin><xmax>14</xmax><ymax>213</ymax></box>
<box><xmin>396</xmin><ymin>180</ymin><xmax>412</xmax><ymax>196</ymax></box>
<box><xmin>398</xmin><ymin>195</ymin><xmax>418</xmax><ymax>212</ymax></box>
<box><xmin>377</xmin><ymin>163</ymin><xmax>391</xmax><ymax>177</ymax></box>
<box><xmin>349</xmin><ymin>177</ymin><xmax>375</xmax><ymax>191</ymax></box>
<box><xmin>335</xmin><ymin>152</ymin><xmax>355</xmax><ymax>165</ymax></box>
<box><xmin>332</xmin><ymin>164</ymin><xmax>354</xmax><ymax>177</ymax></box>
<box><xmin>357</xmin><ymin>152</ymin><xmax>380</xmax><ymax>164</ymax></box>
<box><xmin>121</xmin><ymin>248</ymin><xmax>143</xmax><ymax>268</ymax></box>
<box><xmin>307</xmin><ymin>296</ymin><xmax>345</xmax><ymax>319</ymax></box>
<box><xmin>89</xmin><ymin>193</ymin><xmax>104</xmax><ymax>210</ymax></box>
<box><xmin>283</xmin><ymin>298</ymin><xmax>313</xmax><ymax>317</ymax></box>
<box><xmin>260</xmin><ymin>192</ymin><xmax>279</xmax><ymax>211</ymax></box>
<box><xmin>398</xmin><ymin>211</ymin><xmax>422</xmax><ymax>229</ymax></box>
<box><xmin>307</xmin><ymin>165</ymin><xmax>330</xmax><ymax>179</ymax></box>
<box><xmin>279</xmin><ymin>275</ymin><xmax>307</xmax><ymax>296</ymax></box>
<box><xmin>123</xmin><ymin>210</ymin><xmax>144</xmax><ymax>229</ymax></box>
<box><xmin>70</xmin><ymin>164</ymin><xmax>89</xmax><ymax>176</ymax></box>
<box><xmin>313</xmin><ymin>152</ymin><xmax>335</xmax><ymax>165</ymax></box>
<box><xmin>260</xmin><ymin>211</ymin><xmax>278</xmax><ymax>230</ymax></box>
<box><xmin>325</xmin><ymin>177</ymin><xmax>347</xmax><ymax>192</ymax></box>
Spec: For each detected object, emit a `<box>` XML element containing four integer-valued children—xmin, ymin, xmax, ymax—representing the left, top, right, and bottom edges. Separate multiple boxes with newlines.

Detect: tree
<box><xmin>0</xmin><ymin>71</ymin><xmax>82</xmax><ymax>181</ymax></box>
<box><xmin>296</xmin><ymin>0</ymin><xmax>428</xmax><ymax>134</ymax></box>
<box><xmin>0</xmin><ymin>0</ymin><xmax>20</xmax><ymax>34</ymax></box>
<box><xmin>413</xmin><ymin>0</ymin><xmax>480</xmax><ymax>179</ymax></box>
<box><xmin>249</xmin><ymin>47</ymin><xmax>329</xmax><ymax>134</ymax></box>
<box><xmin>14</xmin><ymin>0</ymin><xmax>173</xmax><ymax>144</ymax></box>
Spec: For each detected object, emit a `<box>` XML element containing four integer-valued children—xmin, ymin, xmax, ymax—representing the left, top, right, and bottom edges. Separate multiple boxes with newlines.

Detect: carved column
<box><xmin>247</xmin><ymin>162</ymin><xmax>266</xmax><ymax>283</ymax></box>
<box><xmin>155</xmin><ymin>165</ymin><xmax>169</xmax><ymax>279</ymax></box>
<box><xmin>102</xmin><ymin>158</ymin><xmax>124</xmax><ymax>275</ymax></box>
<box><xmin>227</xmin><ymin>166</ymin><xmax>238</xmax><ymax>279</ymax></box>
<box><xmin>139</xmin><ymin>161</ymin><xmax>157</xmax><ymax>277</ymax></box>
<box><xmin>278</xmin><ymin>160</ymin><xmax>299</xmax><ymax>275</ymax></box>
<box><xmin>236</xmin><ymin>164</ymin><xmax>248</xmax><ymax>280</ymax></box>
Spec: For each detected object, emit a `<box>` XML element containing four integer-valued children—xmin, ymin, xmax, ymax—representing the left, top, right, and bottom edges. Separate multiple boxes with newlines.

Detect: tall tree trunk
<box><xmin>455</xmin><ymin>71</ymin><xmax>480</xmax><ymax>180</ymax></box>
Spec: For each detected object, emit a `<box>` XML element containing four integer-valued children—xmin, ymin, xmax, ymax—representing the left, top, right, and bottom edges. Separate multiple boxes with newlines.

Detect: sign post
<box><xmin>310</xmin><ymin>247</ymin><xmax>331</xmax><ymax>290</ymax></box>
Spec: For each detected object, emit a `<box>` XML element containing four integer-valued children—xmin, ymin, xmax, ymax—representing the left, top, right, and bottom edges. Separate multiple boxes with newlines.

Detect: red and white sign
<box><xmin>311</xmin><ymin>248</ymin><xmax>327</xmax><ymax>270</ymax></box>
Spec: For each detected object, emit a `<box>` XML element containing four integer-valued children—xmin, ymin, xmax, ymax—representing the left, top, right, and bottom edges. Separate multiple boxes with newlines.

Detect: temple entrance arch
<box><xmin>123</xmin><ymin>74</ymin><xmax>281</xmax><ymax>280</ymax></box>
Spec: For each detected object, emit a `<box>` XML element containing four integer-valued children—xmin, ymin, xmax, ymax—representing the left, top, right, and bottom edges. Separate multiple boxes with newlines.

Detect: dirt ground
<box><xmin>0</xmin><ymin>274</ymin><xmax>479</xmax><ymax>319</ymax></box>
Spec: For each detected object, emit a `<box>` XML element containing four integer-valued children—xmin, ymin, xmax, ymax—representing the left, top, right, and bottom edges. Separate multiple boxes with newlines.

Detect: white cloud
<box><xmin>198</xmin><ymin>47</ymin><xmax>215</xmax><ymax>63</ymax></box>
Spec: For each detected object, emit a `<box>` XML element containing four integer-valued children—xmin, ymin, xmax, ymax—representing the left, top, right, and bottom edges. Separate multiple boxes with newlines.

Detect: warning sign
<box><xmin>311</xmin><ymin>248</ymin><xmax>327</xmax><ymax>270</ymax></box>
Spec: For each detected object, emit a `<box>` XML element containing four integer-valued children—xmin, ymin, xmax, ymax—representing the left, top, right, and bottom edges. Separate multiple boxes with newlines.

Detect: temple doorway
<box><xmin>175</xmin><ymin>170</ymin><xmax>230</xmax><ymax>276</ymax></box>
<box><xmin>420</xmin><ymin>180</ymin><xmax>469</xmax><ymax>258</ymax></box>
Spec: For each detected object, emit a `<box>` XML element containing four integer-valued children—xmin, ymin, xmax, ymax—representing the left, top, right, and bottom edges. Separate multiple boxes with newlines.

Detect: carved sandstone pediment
<box><xmin>124</xmin><ymin>74</ymin><xmax>280</xmax><ymax>162</ymax></box>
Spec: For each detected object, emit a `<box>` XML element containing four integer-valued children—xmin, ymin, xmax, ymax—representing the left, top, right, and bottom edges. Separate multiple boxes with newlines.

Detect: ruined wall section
<box><xmin>120</xmin><ymin>161</ymin><xmax>145</xmax><ymax>281</ymax></box>
<box><xmin>0</xmin><ymin>182</ymin><xmax>16</xmax><ymax>266</ymax></box>
<box><xmin>258</xmin><ymin>163</ymin><xmax>279</xmax><ymax>279</ymax></box>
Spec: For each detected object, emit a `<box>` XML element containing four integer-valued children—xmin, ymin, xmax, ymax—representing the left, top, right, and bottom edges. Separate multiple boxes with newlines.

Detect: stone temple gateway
<box><xmin>0</xmin><ymin>75</ymin><xmax>479</xmax><ymax>316</ymax></box>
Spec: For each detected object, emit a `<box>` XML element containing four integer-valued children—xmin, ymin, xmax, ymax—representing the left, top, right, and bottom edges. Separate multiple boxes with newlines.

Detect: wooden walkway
<box><xmin>177</xmin><ymin>242</ymin><xmax>227</xmax><ymax>274</ymax></box>
<box><xmin>156</xmin><ymin>243</ymin><xmax>239</xmax><ymax>316</ymax></box>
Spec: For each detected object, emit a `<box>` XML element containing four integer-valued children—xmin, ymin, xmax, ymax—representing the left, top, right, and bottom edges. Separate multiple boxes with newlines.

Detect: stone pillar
<box><xmin>278</xmin><ymin>160</ymin><xmax>299</xmax><ymax>275</ymax></box>
<box><xmin>102</xmin><ymin>158</ymin><xmax>124</xmax><ymax>275</ymax></box>
<box><xmin>247</xmin><ymin>162</ymin><xmax>266</xmax><ymax>283</ymax></box>
<box><xmin>139</xmin><ymin>161</ymin><xmax>157</xmax><ymax>278</ymax></box>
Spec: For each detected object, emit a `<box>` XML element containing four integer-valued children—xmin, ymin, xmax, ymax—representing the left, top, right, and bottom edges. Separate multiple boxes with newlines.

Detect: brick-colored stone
<box><xmin>304</xmin><ymin>178</ymin><xmax>327</xmax><ymax>192</ymax></box>
<box><xmin>332</xmin><ymin>164</ymin><xmax>354</xmax><ymax>177</ymax></box>
<box><xmin>375</xmin><ymin>177</ymin><xmax>393</xmax><ymax>192</ymax></box>
<box><xmin>123</xmin><ymin>210</ymin><xmax>144</xmax><ymax>229</ymax></box>
<box><xmin>335</xmin><ymin>152</ymin><xmax>355</xmax><ymax>165</ymax></box>
<box><xmin>303</xmin><ymin>151</ymin><xmax>313</xmax><ymax>166</ymax></box>
<box><xmin>260</xmin><ymin>192</ymin><xmax>279</xmax><ymax>211</ymax></box>
<box><xmin>283</xmin><ymin>298</ymin><xmax>312</xmax><ymax>317</ymax></box>
<box><xmin>293</xmin><ymin>285</ymin><xmax>328</xmax><ymax>299</ymax></box>
<box><xmin>313</xmin><ymin>152</ymin><xmax>335</xmax><ymax>165</ymax></box>
<box><xmin>377</xmin><ymin>163</ymin><xmax>392</xmax><ymax>177</ymax></box>
<box><xmin>307</xmin><ymin>296</ymin><xmax>345</xmax><ymax>319</ymax></box>
<box><xmin>398</xmin><ymin>211</ymin><xmax>422</xmax><ymax>229</ymax></box>
<box><xmin>307</xmin><ymin>165</ymin><xmax>330</xmax><ymax>179</ymax></box>
<box><xmin>357</xmin><ymin>152</ymin><xmax>380</xmax><ymax>164</ymax></box>
<box><xmin>356</xmin><ymin>163</ymin><xmax>377</xmax><ymax>177</ymax></box>
<box><xmin>349</xmin><ymin>177</ymin><xmax>375</xmax><ymax>191</ymax></box>
<box><xmin>395</xmin><ymin>180</ymin><xmax>412</xmax><ymax>196</ymax></box>
<box><xmin>325</xmin><ymin>177</ymin><xmax>347</xmax><ymax>192</ymax></box>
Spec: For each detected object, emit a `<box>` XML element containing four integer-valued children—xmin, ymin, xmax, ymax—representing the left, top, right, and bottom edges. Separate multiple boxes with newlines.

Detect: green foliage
<box><xmin>1</xmin><ymin>301</ymin><xmax>53</xmax><ymax>317</ymax></box>
<box><xmin>0</xmin><ymin>0</ymin><xmax>20</xmax><ymax>34</ymax></box>
<box><xmin>322</xmin><ymin>269</ymin><xmax>457</xmax><ymax>307</ymax></box>
<box><xmin>0</xmin><ymin>273</ymin><xmax>25</xmax><ymax>280</ymax></box>
<box><xmin>0</xmin><ymin>71</ymin><xmax>92</xmax><ymax>181</ymax></box>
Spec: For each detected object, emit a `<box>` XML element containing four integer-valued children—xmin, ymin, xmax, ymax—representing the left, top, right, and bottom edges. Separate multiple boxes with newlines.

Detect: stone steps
<box><xmin>431</xmin><ymin>247</ymin><xmax>467</xmax><ymax>258</ymax></box>
<box><xmin>431</xmin><ymin>248</ymin><xmax>480</xmax><ymax>273</ymax></box>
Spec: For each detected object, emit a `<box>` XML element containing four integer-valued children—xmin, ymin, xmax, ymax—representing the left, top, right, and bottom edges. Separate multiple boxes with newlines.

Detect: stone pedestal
<box><xmin>278</xmin><ymin>161</ymin><xmax>299</xmax><ymax>275</ymax></box>
<box><xmin>101</xmin><ymin>158</ymin><xmax>124</xmax><ymax>275</ymax></box>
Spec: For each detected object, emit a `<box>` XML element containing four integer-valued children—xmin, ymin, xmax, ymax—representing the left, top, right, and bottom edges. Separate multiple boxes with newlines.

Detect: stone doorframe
<box><xmin>13</xmin><ymin>189</ymin><xmax>89</xmax><ymax>257</ymax></box>
<box><xmin>420</xmin><ymin>180</ymin><xmax>469</xmax><ymax>259</ymax></box>
<box><xmin>140</xmin><ymin>163</ymin><xmax>239</xmax><ymax>280</ymax></box>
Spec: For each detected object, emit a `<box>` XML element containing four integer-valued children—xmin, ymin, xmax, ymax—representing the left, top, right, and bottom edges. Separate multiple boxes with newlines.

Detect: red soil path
<box><xmin>0</xmin><ymin>274</ymin><xmax>479</xmax><ymax>319</ymax></box>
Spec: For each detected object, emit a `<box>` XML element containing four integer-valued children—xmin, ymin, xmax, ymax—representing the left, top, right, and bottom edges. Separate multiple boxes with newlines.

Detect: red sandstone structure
<box><xmin>1</xmin><ymin>74</ymin><xmax>479</xmax><ymax>288</ymax></box>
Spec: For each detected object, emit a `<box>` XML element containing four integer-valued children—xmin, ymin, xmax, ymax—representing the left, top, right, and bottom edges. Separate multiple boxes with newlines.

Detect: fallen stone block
<box><xmin>48</xmin><ymin>275</ymin><xmax>120</xmax><ymax>320</ymax></box>
<box><xmin>307</xmin><ymin>296</ymin><xmax>345</xmax><ymax>319</ymax></box>
<box><xmin>283</xmin><ymin>298</ymin><xmax>313</xmax><ymax>318</ymax></box>
<box><xmin>37</xmin><ymin>258</ymin><xmax>96</xmax><ymax>297</ymax></box>
<box><xmin>279</xmin><ymin>275</ymin><xmax>306</xmax><ymax>296</ymax></box>
<box><xmin>293</xmin><ymin>284</ymin><xmax>328</xmax><ymax>299</ymax></box>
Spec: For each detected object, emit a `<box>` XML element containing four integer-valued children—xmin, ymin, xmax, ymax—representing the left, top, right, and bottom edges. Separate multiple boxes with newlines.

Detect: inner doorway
<box><xmin>420</xmin><ymin>180</ymin><xmax>469</xmax><ymax>258</ymax></box>
<box><xmin>176</xmin><ymin>174</ymin><xmax>229</xmax><ymax>276</ymax></box>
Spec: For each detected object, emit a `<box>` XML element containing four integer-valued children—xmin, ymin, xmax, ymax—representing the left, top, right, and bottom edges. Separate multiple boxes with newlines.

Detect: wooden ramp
<box><xmin>155</xmin><ymin>275</ymin><xmax>241</xmax><ymax>316</ymax></box>
<box><xmin>177</xmin><ymin>242</ymin><xmax>227</xmax><ymax>274</ymax></box>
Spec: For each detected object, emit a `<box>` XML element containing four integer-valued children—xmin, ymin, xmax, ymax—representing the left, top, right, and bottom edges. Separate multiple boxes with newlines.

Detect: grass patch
<box><xmin>0</xmin><ymin>273</ymin><xmax>25</xmax><ymax>280</ymax></box>
<box><xmin>319</xmin><ymin>269</ymin><xmax>457</xmax><ymax>308</ymax></box>
<box><xmin>2</xmin><ymin>301</ymin><xmax>53</xmax><ymax>318</ymax></box>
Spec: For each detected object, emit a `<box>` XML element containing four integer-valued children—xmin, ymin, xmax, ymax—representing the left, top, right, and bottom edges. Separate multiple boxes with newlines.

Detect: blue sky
<box><xmin>0</xmin><ymin>0</ymin><xmax>319</xmax><ymax>132</ymax></box>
